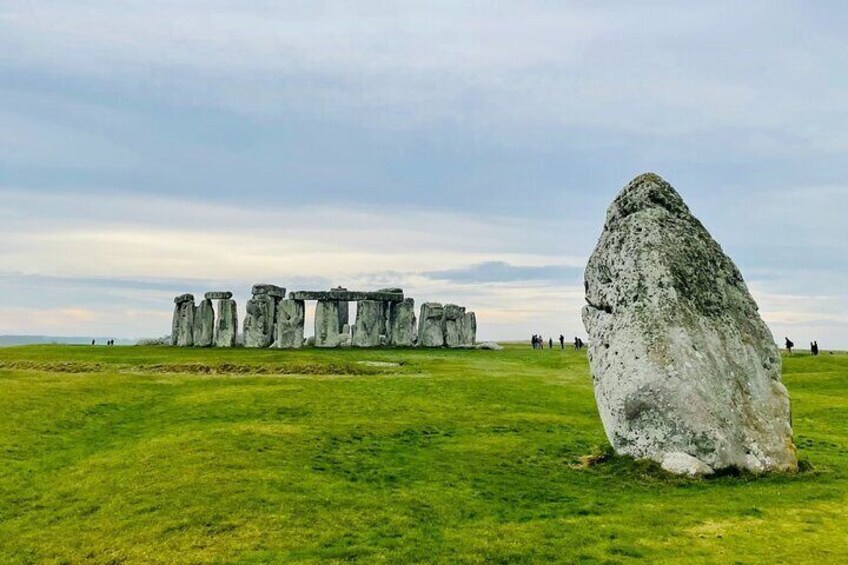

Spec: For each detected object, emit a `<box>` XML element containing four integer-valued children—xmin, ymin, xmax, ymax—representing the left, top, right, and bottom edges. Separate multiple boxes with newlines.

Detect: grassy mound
<box><xmin>0</xmin><ymin>345</ymin><xmax>846</xmax><ymax>563</ymax></box>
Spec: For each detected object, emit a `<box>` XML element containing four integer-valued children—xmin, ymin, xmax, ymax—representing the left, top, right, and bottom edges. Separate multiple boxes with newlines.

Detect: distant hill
<box><xmin>0</xmin><ymin>335</ymin><xmax>136</xmax><ymax>347</ymax></box>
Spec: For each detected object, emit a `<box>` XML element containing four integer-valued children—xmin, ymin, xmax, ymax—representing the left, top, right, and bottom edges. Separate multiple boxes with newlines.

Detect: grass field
<box><xmin>1</xmin><ymin>344</ymin><xmax>846</xmax><ymax>564</ymax></box>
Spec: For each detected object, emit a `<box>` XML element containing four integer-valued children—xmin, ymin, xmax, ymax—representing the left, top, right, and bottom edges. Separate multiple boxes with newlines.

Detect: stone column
<box><xmin>443</xmin><ymin>304</ymin><xmax>465</xmax><ymax>348</ymax></box>
<box><xmin>274</xmin><ymin>299</ymin><xmax>305</xmax><ymax>349</ymax></box>
<box><xmin>418</xmin><ymin>303</ymin><xmax>445</xmax><ymax>347</ymax></box>
<box><xmin>244</xmin><ymin>284</ymin><xmax>285</xmax><ymax>348</ymax></box>
<box><xmin>389</xmin><ymin>298</ymin><xmax>416</xmax><ymax>346</ymax></box>
<box><xmin>314</xmin><ymin>299</ymin><xmax>343</xmax><ymax>347</ymax></box>
<box><xmin>215</xmin><ymin>298</ymin><xmax>238</xmax><ymax>348</ymax></box>
<box><xmin>459</xmin><ymin>311</ymin><xmax>477</xmax><ymax>346</ymax></box>
<box><xmin>172</xmin><ymin>294</ymin><xmax>196</xmax><ymax>347</ymax></box>
<box><xmin>352</xmin><ymin>300</ymin><xmax>383</xmax><ymax>347</ymax></box>
<box><xmin>331</xmin><ymin>287</ymin><xmax>350</xmax><ymax>331</ymax></box>
<box><xmin>194</xmin><ymin>298</ymin><xmax>215</xmax><ymax>347</ymax></box>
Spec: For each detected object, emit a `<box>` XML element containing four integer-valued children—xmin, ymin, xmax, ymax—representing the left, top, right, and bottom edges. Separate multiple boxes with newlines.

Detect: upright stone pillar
<box><xmin>171</xmin><ymin>294</ymin><xmax>196</xmax><ymax>347</ymax></box>
<box><xmin>274</xmin><ymin>299</ymin><xmax>305</xmax><ymax>349</ymax></box>
<box><xmin>389</xmin><ymin>298</ymin><xmax>416</xmax><ymax>346</ymax></box>
<box><xmin>194</xmin><ymin>298</ymin><xmax>215</xmax><ymax>347</ymax></box>
<box><xmin>215</xmin><ymin>298</ymin><xmax>238</xmax><ymax>348</ymax></box>
<box><xmin>443</xmin><ymin>304</ymin><xmax>465</xmax><ymax>348</ymax></box>
<box><xmin>244</xmin><ymin>284</ymin><xmax>285</xmax><ymax>348</ymax></box>
<box><xmin>315</xmin><ymin>299</ymin><xmax>344</xmax><ymax>347</ymax></box>
<box><xmin>331</xmin><ymin>287</ymin><xmax>350</xmax><ymax>330</ymax></box>
<box><xmin>418</xmin><ymin>303</ymin><xmax>445</xmax><ymax>347</ymax></box>
<box><xmin>459</xmin><ymin>311</ymin><xmax>477</xmax><ymax>346</ymax></box>
<box><xmin>352</xmin><ymin>300</ymin><xmax>384</xmax><ymax>347</ymax></box>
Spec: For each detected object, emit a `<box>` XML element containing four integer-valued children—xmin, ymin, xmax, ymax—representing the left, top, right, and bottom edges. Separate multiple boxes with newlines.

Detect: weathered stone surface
<box><xmin>193</xmin><ymin>299</ymin><xmax>215</xmax><ymax>347</ymax></box>
<box><xmin>273</xmin><ymin>299</ymin><xmax>305</xmax><ymax>349</ymax></box>
<box><xmin>314</xmin><ymin>300</ymin><xmax>344</xmax><ymax>347</ymax></box>
<box><xmin>352</xmin><ymin>300</ymin><xmax>384</xmax><ymax>347</ymax></box>
<box><xmin>388</xmin><ymin>298</ymin><xmax>416</xmax><ymax>346</ymax></box>
<box><xmin>290</xmin><ymin>290</ymin><xmax>404</xmax><ymax>302</ymax></box>
<box><xmin>215</xmin><ymin>299</ymin><xmax>238</xmax><ymax>347</ymax></box>
<box><xmin>204</xmin><ymin>291</ymin><xmax>233</xmax><ymax>300</ymax></box>
<box><xmin>660</xmin><ymin>452</ymin><xmax>714</xmax><ymax>477</ymax></box>
<box><xmin>418</xmin><ymin>303</ymin><xmax>445</xmax><ymax>347</ymax></box>
<box><xmin>476</xmin><ymin>341</ymin><xmax>503</xmax><ymax>351</ymax></box>
<box><xmin>244</xmin><ymin>295</ymin><xmax>276</xmax><ymax>348</ymax></box>
<box><xmin>582</xmin><ymin>173</ymin><xmax>797</xmax><ymax>475</ymax></box>
<box><xmin>171</xmin><ymin>299</ymin><xmax>195</xmax><ymax>347</ymax></box>
<box><xmin>458</xmin><ymin>311</ymin><xmax>477</xmax><ymax>346</ymax></box>
<box><xmin>174</xmin><ymin>293</ymin><xmax>195</xmax><ymax>305</ymax></box>
<box><xmin>443</xmin><ymin>304</ymin><xmax>466</xmax><ymax>348</ymax></box>
<box><xmin>252</xmin><ymin>284</ymin><xmax>285</xmax><ymax>299</ymax></box>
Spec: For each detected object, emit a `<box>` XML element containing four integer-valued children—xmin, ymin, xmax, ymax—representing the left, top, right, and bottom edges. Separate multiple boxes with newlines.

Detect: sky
<box><xmin>1</xmin><ymin>1</ymin><xmax>846</xmax><ymax>346</ymax></box>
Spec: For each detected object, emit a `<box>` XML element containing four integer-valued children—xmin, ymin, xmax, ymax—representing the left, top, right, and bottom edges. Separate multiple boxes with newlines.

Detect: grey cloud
<box><xmin>423</xmin><ymin>261</ymin><xmax>581</xmax><ymax>284</ymax></box>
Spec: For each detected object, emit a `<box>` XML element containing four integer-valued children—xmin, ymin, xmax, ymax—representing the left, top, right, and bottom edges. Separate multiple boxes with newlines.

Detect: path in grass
<box><xmin>0</xmin><ymin>345</ymin><xmax>846</xmax><ymax>563</ymax></box>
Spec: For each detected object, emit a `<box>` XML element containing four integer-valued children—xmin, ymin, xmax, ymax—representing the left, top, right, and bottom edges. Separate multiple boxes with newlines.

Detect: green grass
<box><xmin>0</xmin><ymin>344</ymin><xmax>846</xmax><ymax>564</ymax></box>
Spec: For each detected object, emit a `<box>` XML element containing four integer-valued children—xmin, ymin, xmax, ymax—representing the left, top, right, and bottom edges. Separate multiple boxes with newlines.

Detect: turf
<box><xmin>0</xmin><ymin>344</ymin><xmax>846</xmax><ymax>564</ymax></box>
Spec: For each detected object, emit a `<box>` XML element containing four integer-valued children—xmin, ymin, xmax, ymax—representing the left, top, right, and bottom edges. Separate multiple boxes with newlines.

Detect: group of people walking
<box><xmin>784</xmin><ymin>337</ymin><xmax>821</xmax><ymax>356</ymax></box>
<box><xmin>530</xmin><ymin>334</ymin><xmax>585</xmax><ymax>350</ymax></box>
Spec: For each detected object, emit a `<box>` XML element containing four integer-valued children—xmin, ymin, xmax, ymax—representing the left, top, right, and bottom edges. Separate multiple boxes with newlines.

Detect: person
<box><xmin>548</xmin><ymin>337</ymin><xmax>553</xmax><ymax>349</ymax></box>
<box><xmin>91</xmin><ymin>339</ymin><xmax>95</xmax><ymax>346</ymax></box>
<box><xmin>785</xmin><ymin>337</ymin><xmax>794</xmax><ymax>355</ymax></box>
<box><xmin>577</xmin><ymin>338</ymin><xmax>584</xmax><ymax>350</ymax></box>
<box><xmin>559</xmin><ymin>335</ymin><xmax>565</xmax><ymax>349</ymax></box>
<box><xmin>812</xmin><ymin>341</ymin><xmax>819</xmax><ymax>356</ymax></box>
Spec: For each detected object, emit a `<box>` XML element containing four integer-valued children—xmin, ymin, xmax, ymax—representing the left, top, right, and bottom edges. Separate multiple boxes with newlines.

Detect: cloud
<box><xmin>423</xmin><ymin>261</ymin><xmax>581</xmax><ymax>284</ymax></box>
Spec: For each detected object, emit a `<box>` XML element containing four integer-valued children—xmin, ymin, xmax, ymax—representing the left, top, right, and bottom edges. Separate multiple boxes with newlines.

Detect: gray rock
<box><xmin>215</xmin><ymin>299</ymin><xmax>238</xmax><ymax>348</ymax></box>
<box><xmin>476</xmin><ymin>341</ymin><xmax>503</xmax><ymax>351</ymax></box>
<box><xmin>314</xmin><ymin>299</ymin><xmax>344</xmax><ymax>347</ymax></box>
<box><xmin>171</xmin><ymin>297</ymin><xmax>196</xmax><ymax>347</ymax></box>
<box><xmin>174</xmin><ymin>293</ymin><xmax>195</xmax><ymax>305</ymax></box>
<box><xmin>582</xmin><ymin>173</ymin><xmax>797</xmax><ymax>475</ymax></box>
<box><xmin>388</xmin><ymin>298</ymin><xmax>416</xmax><ymax>346</ymax></box>
<box><xmin>193</xmin><ymin>299</ymin><xmax>215</xmax><ymax>347</ymax></box>
<box><xmin>244</xmin><ymin>295</ymin><xmax>276</xmax><ymax>348</ymax></box>
<box><xmin>204</xmin><ymin>291</ymin><xmax>233</xmax><ymax>300</ymax></box>
<box><xmin>459</xmin><ymin>311</ymin><xmax>477</xmax><ymax>346</ymax></box>
<box><xmin>273</xmin><ymin>299</ymin><xmax>305</xmax><ymax>349</ymax></box>
<box><xmin>661</xmin><ymin>452</ymin><xmax>714</xmax><ymax>477</ymax></box>
<box><xmin>352</xmin><ymin>300</ymin><xmax>384</xmax><ymax>347</ymax></box>
<box><xmin>252</xmin><ymin>284</ymin><xmax>285</xmax><ymax>299</ymax></box>
<box><xmin>418</xmin><ymin>303</ymin><xmax>445</xmax><ymax>347</ymax></box>
<box><xmin>290</xmin><ymin>290</ymin><xmax>404</xmax><ymax>302</ymax></box>
<box><xmin>443</xmin><ymin>304</ymin><xmax>466</xmax><ymax>348</ymax></box>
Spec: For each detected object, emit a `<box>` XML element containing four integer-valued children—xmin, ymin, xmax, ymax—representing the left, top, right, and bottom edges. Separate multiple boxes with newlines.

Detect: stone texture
<box><xmin>244</xmin><ymin>295</ymin><xmax>276</xmax><ymax>348</ymax></box>
<box><xmin>352</xmin><ymin>300</ymin><xmax>384</xmax><ymax>347</ymax></box>
<box><xmin>315</xmin><ymin>299</ymin><xmax>344</xmax><ymax>347</ymax></box>
<box><xmin>458</xmin><ymin>311</ymin><xmax>477</xmax><ymax>346</ymax></box>
<box><xmin>252</xmin><ymin>284</ymin><xmax>285</xmax><ymax>299</ymax></box>
<box><xmin>660</xmin><ymin>452</ymin><xmax>714</xmax><ymax>477</ymax></box>
<box><xmin>582</xmin><ymin>173</ymin><xmax>797</xmax><ymax>475</ymax></box>
<box><xmin>215</xmin><ymin>299</ymin><xmax>238</xmax><ymax>348</ymax></box>
<box><xmin>171</xmin><ymin>297</ymin><xmax>196</xmax><ymax>347</ymax></box>
<box><xmin>418</xmin><ymin>303</ymin><xmax>445</xmax><ymax>347</ymax></box>
<box><xmin>388</xmin><ymin>298</ymin><xmax>416</xmax><ymax>346</ymax></box>
<box><xmin>443</xmin><ymin>304</ymin><xmax>466</xmax><ymax>348</ymax></box>
<box><xmin>204</xmin><ymin>291</ymin><xmax>233</xmax><ymax>300</ymax></box>
<box><xmin>476</xmin><ymin>341</ymin><xmax>503</xmax><ymax>351</ymax></box>
<box><xmin>193</xmin><ymin>299</ymin><xmax>215</xmax><ymax>347</ymax></box>
<box><xmin>273</xmin><ymin>299</ymin><xmax>305</xmax><ymax>349</ymax></box>
<box><xmin>290</xmin><ymin>290</ymin><xmax>404</xmax><ymax>302</ymax></box>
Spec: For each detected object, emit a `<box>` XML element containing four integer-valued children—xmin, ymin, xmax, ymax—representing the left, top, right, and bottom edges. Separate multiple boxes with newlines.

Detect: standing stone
<box><xmin>274</xmin><ymin>299</ymin><xmax>305</xmax><ymax>349</ymax></box>
<box><xmin>443</xmin><ymin>304</ymin><xmax>466</xmax><ymax>348</ymax></box>
<box><xmin>193</xmin><ymin>299</ymin><xmax>215</xmax><ymax>347</ymax></box>
<box><xmin>331</xmin><ymin>287</ymin><xmax>350</xmax><ymax>330</ymax></box>
<box><xmin>388</xmin><ymin>298</ymin><xmax>416</xmax><ymax>346</ymax></box>
<box><xmin>315</xmin><ymin>299</ymin><xmax>344</xmax><ymax>347</ymax></box>
<box><xmin>171</xmin><ymin>294</ymin><xmax>196</xmax><ymax>347</ymax></box>
<box><xmin>352</xmin><ymin>300</ymin><xmax>384</xmax><ymax>347</ymax></box>
<box><xmin>458</xmin><ymin>311</ymin><xmax>477</xmax><ymax>346</ymax></box>
<box><xmin>582</xmin><ymin>173</ymin><xmax>797</xmax><ymax>475</ymax></box>
<box><xmin>215</xmin><ymin>299</ymin><xmax>238</xmax><ymax>348</ymax></box>
<box><xmin>418</xmin><ymin>303</ymin><xmax>445</xmax><ymax>347</ymax></box>
<box><xmin>244</xmin><ymin>294</ymin><xmax>276</xmax><ymax>348</ymax></box>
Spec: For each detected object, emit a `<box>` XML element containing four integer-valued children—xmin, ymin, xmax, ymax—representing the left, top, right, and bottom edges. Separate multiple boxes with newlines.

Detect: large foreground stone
<box><xmin>215</xmin><ymin>299</ymin><xmax>238</xmax><ymax>347</ymax></box>
<box><xmin>244</xmin><ymin>295</ymin><xmax>276</xmax><ymax>348</ymax></box>
<box><xmin>352</xmin><ymin>300</ymin><xmax>384</xmax><ymax>347</ymax></box>
<box><xmin>582</xmin><ymin>173</ymin><xmax>797</xmax><ymax>475</ymax></box>
<box><xmin>171</xmin><ymin>295</ymin><xmax>195</xmax><ymax>347</ymax></box>
<box><xmin>193</xmin><ymin>299</ymin><xmax>215</xmax><ymax>347</ymax></box>
<box><xmin>418</xmin><ymin>303</ymin><xmax>445</xmax><ymax>347</ymax></box>
<box><xmin>388</xmin><ymin>298</ymin><xmax>416</xmax><ymax>346</ymax></box>
<box><xmin>274</xmin><ymin>299</ymin><xmax>305</xmax><ymax>349</ymax></box>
